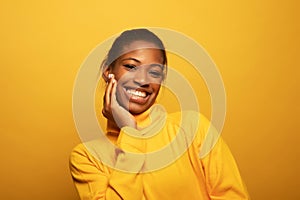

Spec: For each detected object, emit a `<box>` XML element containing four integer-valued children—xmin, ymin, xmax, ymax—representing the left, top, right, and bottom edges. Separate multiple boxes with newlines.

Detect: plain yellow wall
<box><xmin>0</xmin><ymin>0</ymin><xmax>299</xmax><ymax>199</ymax></box>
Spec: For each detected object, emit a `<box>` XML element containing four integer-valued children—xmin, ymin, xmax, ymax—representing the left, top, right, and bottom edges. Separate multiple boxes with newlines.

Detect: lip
<box><xmin>123</xmin><ymin>87</ymin><xmax>151</xmax><ymax>105</ymax></box>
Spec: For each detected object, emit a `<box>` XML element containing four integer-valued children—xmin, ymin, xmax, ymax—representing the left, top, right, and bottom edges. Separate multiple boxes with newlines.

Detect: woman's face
<box><xmin>109</xmin><ymin>41</ymin><xmax>165</xmax><ymax>115</ymax></box>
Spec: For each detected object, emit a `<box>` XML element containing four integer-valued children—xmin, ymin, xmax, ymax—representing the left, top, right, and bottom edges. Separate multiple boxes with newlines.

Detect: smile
<box><xmin>123</xmin><ymin>87</ymin><xmax>151</xmax><ymax>105</ymax></box>
<box><xmin>125</xmin><ymin>88</ymin><xmax>148</xmax><ymax>98</ymax></box>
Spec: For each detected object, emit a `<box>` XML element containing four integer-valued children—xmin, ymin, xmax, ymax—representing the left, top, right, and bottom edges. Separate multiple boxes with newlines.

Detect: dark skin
<box><xmin>102</xmin><ymin>41</ymin><xmax>165</xmax><ymax>130</ymax></box>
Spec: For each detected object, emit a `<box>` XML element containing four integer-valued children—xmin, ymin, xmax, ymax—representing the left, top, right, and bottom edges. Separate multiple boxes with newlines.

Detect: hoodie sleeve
<box><xmin>197</xmin><ymin>114</ymin><xmax>250</xmax><ymax>200</ymax></box>
<box><xmin>70</xmin><ymin>127</ymin><xmax>146</xmax><ymax>200</ymax></box>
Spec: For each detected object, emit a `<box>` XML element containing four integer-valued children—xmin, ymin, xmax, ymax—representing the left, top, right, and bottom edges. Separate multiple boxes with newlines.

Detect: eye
<box><xmin>123</xmin><ymin>64</ymin><xmax>136</xmax><ymax>71</ymax></box>
<box><xmin>148</xmin><ymin>64</ymin><xmax>164</xmax><ymax>78</ymax></box>
<box><xmin>149</xmin><ymin>70</ymin><xmax>163</xmax><ymax>78</ymax></box>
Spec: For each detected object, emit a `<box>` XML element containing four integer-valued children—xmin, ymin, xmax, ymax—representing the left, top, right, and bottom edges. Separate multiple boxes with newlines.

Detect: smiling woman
<box><xmin>104</xmin><ymin>43</ymin><xmax>164</xmax><ymax>115</ymax></box>
<box><xmin>69</xmin><ymin>28</ymin><xmax>250</xmax><ymax>200</ymax></box>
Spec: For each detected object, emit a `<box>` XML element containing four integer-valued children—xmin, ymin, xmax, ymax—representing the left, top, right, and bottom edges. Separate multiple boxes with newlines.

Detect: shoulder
<box><xmin>69</xmin><ymin>142</ymin><xmax>101</xmax><ymax>167</ymax></box>
<box><xmin>70</xmin><ymin>139</ymin><xmax>116</xmax><ymax>172</ymax></box>
<box><xmin>69</xmin><ymin>143</ymin><xmax>104</xmax><ymax>178</ymax></box>
<box><xmin>69</xmin><ymin>143</ymin><xmax>91</xmax><ymax>166</ymax></box>
<box><xmin>165</xmin><ymin>110</ymin><xmax>221</xmax><ymax>155</ymax></box>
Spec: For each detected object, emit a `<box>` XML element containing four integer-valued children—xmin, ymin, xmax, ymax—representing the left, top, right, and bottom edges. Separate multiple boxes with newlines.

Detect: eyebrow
<box><xmin>121</xmin><ymin>57</ymin><xmax>164</xmax><ymax>68</ymax></box>
<box><xmin>120</xmin><ymin>57</ymin><xmax>141</xmax><ymax>63</ymax></box>
<box><xmin>149</xmin><ymin>63</ymin><xmax>164</xmax><ymax>70</ymax></box>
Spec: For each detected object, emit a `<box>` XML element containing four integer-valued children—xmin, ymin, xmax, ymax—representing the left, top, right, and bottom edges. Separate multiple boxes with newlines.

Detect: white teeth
<box><xmin>126</xmin><ymin>89</ymin><xmax>147</xmax><ymax>97</ymax></box>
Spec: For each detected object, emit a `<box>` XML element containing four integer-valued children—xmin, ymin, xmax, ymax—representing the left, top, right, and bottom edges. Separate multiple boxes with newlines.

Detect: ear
<box><xmin>102</xmin><ymin>65</ymin><xmax>111</xmax><ymax>82</ymax></box>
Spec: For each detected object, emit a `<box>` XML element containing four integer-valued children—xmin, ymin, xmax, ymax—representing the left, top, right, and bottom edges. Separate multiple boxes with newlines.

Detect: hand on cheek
<box><xmin>102</xmin><ymin>74</ymin><xmax>137</xmax><ymax>129</ymax></box>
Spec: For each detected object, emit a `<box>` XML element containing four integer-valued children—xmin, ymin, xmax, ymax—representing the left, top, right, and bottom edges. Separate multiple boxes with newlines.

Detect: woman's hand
<box><xmin>102</xmin><ymin>74</ymin><xmax>137</xmax><ymax>129</ymax></box>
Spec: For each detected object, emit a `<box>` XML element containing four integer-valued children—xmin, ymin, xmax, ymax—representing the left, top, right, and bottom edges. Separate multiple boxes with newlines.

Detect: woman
<box><xmin>70</xmin><ymin>28</ymin><xmax>249</xmax><ymax>200</ymax></box>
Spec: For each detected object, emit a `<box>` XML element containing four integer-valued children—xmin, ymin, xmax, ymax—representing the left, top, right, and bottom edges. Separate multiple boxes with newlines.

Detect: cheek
<box><xmin>111</xmin><ymin>65</ymin><xmax>125</xmax><ymax>80</ymax></box>
<box><xmin>116</xmin><ymin>84</ymin><xmax>125</xmax><ymax>99</ymax></box>
<box><xmin>113</xmin><ymin>70</ymin><xmax>133</xmax><ymax>83</ymax></box>
<box><xmin>152</xmin><ymin>84</ymin><xmax>161</xmax><ymax>93</ymax></box>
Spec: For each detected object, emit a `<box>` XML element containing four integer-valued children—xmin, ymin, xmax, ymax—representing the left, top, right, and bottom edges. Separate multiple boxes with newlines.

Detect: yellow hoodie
<box><xmin>70</xmin><ymin>105</ymin><xmax>249</xmax><ymax>200</ymax></box>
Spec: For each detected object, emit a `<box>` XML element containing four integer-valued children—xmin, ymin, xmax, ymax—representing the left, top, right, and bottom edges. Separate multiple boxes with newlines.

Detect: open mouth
<box><xmin>126</xmin><ymin>88</ymin><xmax>147</xmax><ymax>97</ymax></box>
<box><xmin>124</xmin><ymin>87</ymin><xmax>150</xmax><ymax>104</ymax></box>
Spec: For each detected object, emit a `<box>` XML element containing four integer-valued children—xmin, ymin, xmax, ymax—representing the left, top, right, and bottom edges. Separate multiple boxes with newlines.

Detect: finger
<box><xmin>110</xmin><ymin>77</ymin><xmax>117</xmax><ymax>107</ymax></box>
<box><xmin>104</xmin><ymin>74</ymin><xmax>114</xmax><ymax>107</ymax></box>
<box><xmin>102</xmin><ymin>74</ymin><xmax>114</xmax><ymax>120</ymax></box>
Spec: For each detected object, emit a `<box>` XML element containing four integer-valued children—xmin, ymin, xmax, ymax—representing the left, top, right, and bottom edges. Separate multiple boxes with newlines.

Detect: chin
<box><xmin>128</xmin><ymin>103</ymin><xmax>151</xmax><ymax>115</ymax></box>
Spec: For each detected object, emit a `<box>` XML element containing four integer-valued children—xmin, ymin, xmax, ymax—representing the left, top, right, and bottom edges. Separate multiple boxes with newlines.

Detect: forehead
<box><xmin>122</xmin><ymin>40</ymin><xmax>162</xmax><ymax>53</ymax></box>
<box><xmin>118</xmin><ymin>41</ymin><xmax>164</xmax><ymax>64</ymax></box>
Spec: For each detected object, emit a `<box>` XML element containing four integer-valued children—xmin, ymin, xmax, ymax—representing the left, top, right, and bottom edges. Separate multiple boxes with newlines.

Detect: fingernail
<box><xmin>112</xmin><ymin>79</ymin><xmax>116</xmax><ymax>84</ymax></box>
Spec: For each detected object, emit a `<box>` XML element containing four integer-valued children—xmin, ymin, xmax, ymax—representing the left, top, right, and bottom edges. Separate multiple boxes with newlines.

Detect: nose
<box><xmin>133</xmin><ymin>68</ymin><xmax>149</xmax><ymax>86</ymax></box>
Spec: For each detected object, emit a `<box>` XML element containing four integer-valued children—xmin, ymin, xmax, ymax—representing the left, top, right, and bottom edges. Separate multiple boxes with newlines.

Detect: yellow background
<box><xmin>0</xmin><ymin>0</ymin><xmax>299</xmax><ymax>199</ymax></box>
